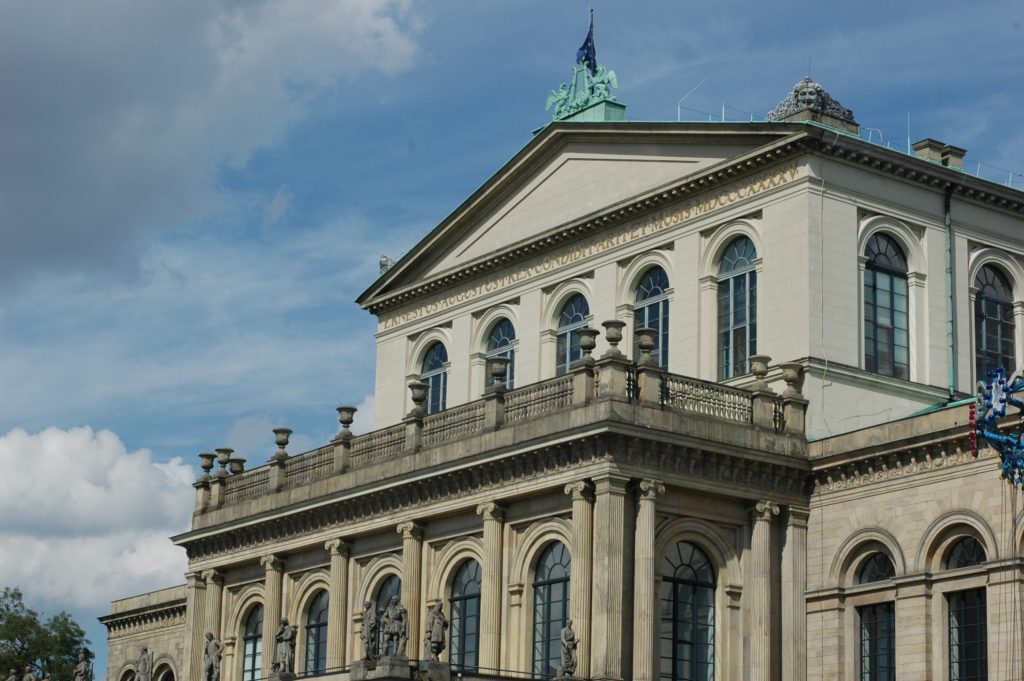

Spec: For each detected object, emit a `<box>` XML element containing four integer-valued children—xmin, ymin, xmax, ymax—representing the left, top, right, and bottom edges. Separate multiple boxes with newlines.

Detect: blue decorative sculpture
<box><xmin>974</xmin><ymin>367</ymin><xmax>1024</xmax><ymax>485</ymax></box>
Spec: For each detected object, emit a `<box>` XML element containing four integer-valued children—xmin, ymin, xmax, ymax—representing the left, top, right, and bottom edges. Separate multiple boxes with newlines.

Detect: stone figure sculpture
<box><xmin>73</xmin><ymin>650</ymin><xmax>92</xmax><ymax>681</ymax></box>
<box><xmin>136</xmin><ymin>648</ymin><xmax>153</xmax><ymax>681</ymax></box>
<box><xmin>381</xmin><ymin>595</ymin><xmax>408</xmax><ymax>657</ymax></box>
<box><xmin>360</xmin><ymin>601</ymin><xmax>380</xmax><ymax>660</ymax></box>
<box><xmin>8</xmin><ymin>668</ymin><xmax>19</xmax><ymax>681</ymax></box>
<box><xmin>423</xmin><ymin>602</ymin><xmax>448</xmax><ymax>661</ymax></box>
<box><xmin>271</xmin><ymin>619</ymin><xmax>297</xmax><ymax>673</ymax></box>
<box><xmin>203</xmin><ymin>633</ymin><xmax>224</xmax><ymax>681</ymax></box>
<box><xmin>556</xmin><ymin>619</ymin><xmax>577</xmax><ymax>678</ymax></box>
<box><xmin>21</xmin><ymin>667</ymin><xmax>34</xmax><ymax>681</ymax></box>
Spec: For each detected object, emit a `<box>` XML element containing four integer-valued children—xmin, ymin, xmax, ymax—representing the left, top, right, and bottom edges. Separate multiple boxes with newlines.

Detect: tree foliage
<box><xmin>0</xmin><ymin>588</ymin><xmax>90</xmax><ymax>681</ymax></box>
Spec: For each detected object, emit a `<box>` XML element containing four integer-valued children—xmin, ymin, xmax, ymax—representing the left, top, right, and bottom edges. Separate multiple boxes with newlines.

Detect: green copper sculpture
<box><xmin>546</xmin><ymin>62</ymin><xmax>618</xmax><ymax>120</ymax></box>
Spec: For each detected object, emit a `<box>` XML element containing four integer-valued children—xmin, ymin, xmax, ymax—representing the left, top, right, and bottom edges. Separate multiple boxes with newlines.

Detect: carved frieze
<box><xmin>103</xmin><ymin>604</ymin><xmax>187</xmax><ymax>639</ymax></box>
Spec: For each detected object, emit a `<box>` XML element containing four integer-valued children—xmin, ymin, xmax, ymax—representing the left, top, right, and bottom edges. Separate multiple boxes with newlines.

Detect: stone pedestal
<box><xmin>351</xmin><ymin>657</ymin><xmax>411</xmax><ymax>681</ymax></box>
<box><xmin>267</xmin><ymin>672</ymin><xmax>295</xmax><ymax>681</ymax></box>
<box><xmin>416</xmin><ymin>660</ymin><xmax>450</xmax><ymax>681</ymax></box>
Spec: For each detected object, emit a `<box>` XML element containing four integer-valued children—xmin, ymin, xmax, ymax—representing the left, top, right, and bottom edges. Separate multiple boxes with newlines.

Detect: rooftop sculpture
<box><xmin>766</xmin><ymin>77</ymin><xmax>855</xmax><ymax>123</ymax></box>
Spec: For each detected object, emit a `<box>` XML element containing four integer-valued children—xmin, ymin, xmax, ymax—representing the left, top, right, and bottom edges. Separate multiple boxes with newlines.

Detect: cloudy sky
<box><xmin>1</xmin><ymin>0</ymin><xmax>1021</xmax><ymax>673</ymax></box>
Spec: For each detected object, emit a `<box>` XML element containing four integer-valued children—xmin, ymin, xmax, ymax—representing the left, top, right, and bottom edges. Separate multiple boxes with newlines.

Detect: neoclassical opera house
<box><xmin>103</xmin><ymin>66</ymin><xmax>1024</xmax><ymax>681</ymax></box>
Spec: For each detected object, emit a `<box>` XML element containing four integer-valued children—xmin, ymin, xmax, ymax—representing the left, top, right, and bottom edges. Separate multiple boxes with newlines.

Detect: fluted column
<box><xmin>781</xmin><ymin>507</ymin><xmax>808</xmax><ymax>681</ymax></box>
<box><xmin>261</xmin><ymin>554</ymin><xmax>286</xmax><ymax>662</ymax></box>
<box><xmin>564</xmin><ymin>481</ymin><xmax>594</xmax><ymax>678</ymax></box>
<box><xmin>591</xmin><ymin>474</ymin><xmax>629</xmax><ymax>681</ymax></box>
<box><xmin>750</xmin><ymin>501</ymin><xmax>779</xmax><ymax>681</ymax></box>
<box><xmin>325</xmin><ymin>539</ymin><xmax>351</xmax><ymax>670</ymax></box>
<box><xmin>633</xmin><ymin>479</ymin><xmax>665</xmax><ymax>681</ymax></box>
<box><xmin>397</xmin><ymin>521</ymin><xmax>424</xmax><ymax>658</ymax></box>
<box><xmin>183</xmin><ymin>571</ymin><xmax>208</xmax><ymax>681</ymax></box>
<box><xmin>203</xmin><ymin>570</ymin><xmax>225</xmax><ymax>639</ymax></box>
<box><xmin>476</xmin><ymin>502</ymin><xmax>505</xmax><ymax>671</ymax></box>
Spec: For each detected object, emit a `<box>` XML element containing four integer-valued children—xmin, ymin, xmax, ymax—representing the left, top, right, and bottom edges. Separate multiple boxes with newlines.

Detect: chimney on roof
<box><xmin>912</xmin><ymin>138</ymin><xmax>967</xmax><ymax>170</ymax></box>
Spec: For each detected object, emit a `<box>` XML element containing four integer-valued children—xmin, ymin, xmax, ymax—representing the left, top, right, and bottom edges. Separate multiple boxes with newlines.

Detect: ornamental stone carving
<box><xmin>203</xmin><ymin>633</ymin><xmax>223</xmax><ymax>681</ymax></box>
<box><xmin>766</xmin><ymin>77</ymin><xmax>855</xmax><ymax>122</ymax></box>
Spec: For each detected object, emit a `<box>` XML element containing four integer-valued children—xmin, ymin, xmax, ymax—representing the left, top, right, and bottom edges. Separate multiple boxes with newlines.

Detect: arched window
<box><xmin>864</xmin><ymin>234</ymin><xmax>909</xmax><ymax>379</ymax></box>
<box><xmin>242</xmin><ymin>605</ymin><xmax>263</xmax><ymax>681</ymax></box>
<box><xmin>659</xmin><ymin>541</ymin><xmax>716</xmax><ymax>681</ymax></box>
<box><xmin>375</xmin><ymin>575</ymin><xmax>402</xmax><ymax>657</ymax></box>
<box><xmin>635</xmin><ymin>266</ymin><xmax>671</xmax><ymax>369</ymax></box>
<box><xmin>485</xmin><ymin>319</ymin><xmax>517</xmax><ymax>389</ymax></box>
<box><xmin>555</xmin><ymin>295</ymin><xmax>590</xmax><ymax>376</ymax></box>
<box><xmin>856</xmin><ymin>553</ymin><xmax>896</xmax><ymax>681</ymax></box>
<box><xmin>532</xmin><ymin>542</ymin><xmax>571</xmax><ymax>678</ymax></box>
<box><xmin>975</xmin><ymin>265</ymin><xmax>1015</xmax><ymax>380</ymax></box>
<box><xmin>420</xmin><ymin>342</ymin><xmax>448</xmax><ymax>414</ymax></box>
<box><xmin>304</xmin><ymin>590</ymin><xmax>329</xmax><ymax>675</ymax></box>
<box><xmin>717</xmin><ymin>237</ymin><xmax>757</xmax><ymax>379</ymax></box>
<box><xmin>449</xmin><ymin>560</ymin><xmax>482</xmax><ymax>671</ymax></box>
<box><xmin>945</xmin><ymin>537</ymin><xmax>987</xmax><ymax>681</ymax></box>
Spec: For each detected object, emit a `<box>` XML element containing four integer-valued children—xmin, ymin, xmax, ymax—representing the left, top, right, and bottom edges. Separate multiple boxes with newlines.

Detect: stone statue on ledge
<box><xmin>136</xmin><ymin>648</ymin><xmax>153</xmax><ymax>681</ymax></box>
<box><xmin>271</xmin><ymin>619</ymin><xmax>297</xmax><ymax>674</ymax></box>
<box><xmin>203</xmin><ymin>633</ymin><xmax>223</xmax><ymax>681</ymax></box>
<box><xmin>73</xmin><ymin>650</ymin><xmax>92</xmax><ymax>681</ymax></box>
<box><xmin>361</xmin><ymin>600</ymin><xmax>380</xmax><ymax>660</ymax></box>
<box><xmin>423</xmin><ymin>602</ymin><xmax>448</xmax><ymax>661</ymax></box>
<box><xmin>556</xmin><ymin>619</ymin><xmax>578</xmax><ymax>679</ymax></box>
<box><xmin>6</xmin><ymin>668</ymin><xmax>18</xmax><ymax>681</ymax></box>
<box><xmin>21</xmin><ymin>667</ymin><xmax>35</xmax><ymax>681</ymax></box>
<box><xmin>381</xmin><ymin>596</ymin><xmax>408</xmax><ymax>657</ymax></box>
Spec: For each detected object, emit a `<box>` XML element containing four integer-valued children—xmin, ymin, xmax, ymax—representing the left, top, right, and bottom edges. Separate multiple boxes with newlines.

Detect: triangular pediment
<box><xmin>359</xmin><ymin>123</ymin><xmax>797</xmax><ymax>310</ymax></box>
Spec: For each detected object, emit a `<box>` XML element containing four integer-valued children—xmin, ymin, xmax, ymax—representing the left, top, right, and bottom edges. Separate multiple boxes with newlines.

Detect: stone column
<box><xmin>204</xmin><ymin>570</ymin><xmax>225</xmax><ymax>639</ymax></box>
<box><xmin>632</xmin><ymin>480</ymin><xmax>664</xmax><ymax>681</ymax></box>
<box><xmin>564</xmin><ymin>481</ymin><xmax>594</xmax><ymax>678</ymax></box>
<box><xmin>590</xmin><ymin>474</ymin><xmax>630</xmax><ymax>681</ymax></box>
<box><xmin>260</xmin><ymin>554</ymin><xmax>286</xmax><ymax>664</ymax></box>
<box><xmin>750</xmin><ymin>501</ymin><xmax>779</xmax><ymax>681</ymax></box>
<box><xmin>183</xmin><ymin>571</ymin><xmax>208</xmax><ymax>681</ymax></box>
<box><xmin>781</xmin><ymin>507</ymin><xmax>809</xmax><ymax>681</ymax></box>
<box><xmin>325</xmin><ymin>539</ymin><xmax>351</xmax><ymax>670</ymax></box>
<box><xmin>476</xmin><ymin>502</ymin><xmax>505</xmax><ymax>671</ymax></box>
<box><xmin>397</xmin><ymin>521</ymin><xmax>424</xmax><ymax>658</ymax></box>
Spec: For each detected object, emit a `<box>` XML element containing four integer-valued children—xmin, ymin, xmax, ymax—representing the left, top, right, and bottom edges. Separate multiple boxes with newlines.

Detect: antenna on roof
<box><xmin>906</xmin><ymin>112</ymin><xmax>911</xmax><ymax>154</ymax></box>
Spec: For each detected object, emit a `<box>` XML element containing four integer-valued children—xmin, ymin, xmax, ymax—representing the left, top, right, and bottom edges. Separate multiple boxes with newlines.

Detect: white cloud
<box><xmin>353</xmin><ymin>393</ymin><xmax>376</xmax><ymax>434</ymax></box>
<box><xmin>0</xmin><ymin>426</ymin><xmax>193</xmax><ymax>611</ymax></box>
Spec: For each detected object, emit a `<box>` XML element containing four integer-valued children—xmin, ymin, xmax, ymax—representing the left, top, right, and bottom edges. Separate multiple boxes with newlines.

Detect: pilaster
<box><xmin>632</xmin><ymin>479</ymin><xmax>664</xmax><ymax>681</ymax></box>
<box><xmin>203</xmin><ymin>569</ymin><xmax>225</xmax><ymax>639</ymax></box>
<box><xmin>750</xmin><ymin>500</ymin><xmax>779</xmax><ymax>681</ymax></box>
<box><xmin>183</xmin><ymin>571</ymin><xmax>207</xmax><ymax>681</ymax></box>
<box><xmin>476</xmin><ymin>502</ymin><xmax>506</xmax><ymax>670</ymax></box>
<box><xmin>397</xmin><ymin>521</ymin><xmax>424</xmax><ymax>657</ymax></box>
<box><xmin>325</xmin><ymin>539</ymin><xmax>351</xmax><ymax>670</ymax></box>
<box><xmin>590</xmin><ymin>474</ymin><xmax>629</xmax><ymax>681</ymax></box>
<box><xmin>260</xmin><ymin>554</ymin><xmax>285</xmax><ymax>661</ymax></box>
<box><xmin>564</xmin><ymin>481</ymin><xmax>594</xmax><ymax>678</ymax></box>
<box><xmin>781</xmin><ymin>507</ymin><xmax>808</xmax><ymax>681</ymax></box>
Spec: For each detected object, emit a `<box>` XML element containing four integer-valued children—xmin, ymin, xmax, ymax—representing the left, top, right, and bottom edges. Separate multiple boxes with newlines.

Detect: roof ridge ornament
<box><xmin>545</xmin><ymin>10</ymin><xmax>620</xmax><ymax>121</ymax></box>
<box><xmin>766</xmin><ymin>77</ymin><xmax>855</xmax><ymax>123</ymax></box>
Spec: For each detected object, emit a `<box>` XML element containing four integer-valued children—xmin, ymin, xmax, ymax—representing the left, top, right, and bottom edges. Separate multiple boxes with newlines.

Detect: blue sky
<box><xmin>1</xmin><ymin>0</ymin><xmax>1022</xmax><ymax>674</ymax></box>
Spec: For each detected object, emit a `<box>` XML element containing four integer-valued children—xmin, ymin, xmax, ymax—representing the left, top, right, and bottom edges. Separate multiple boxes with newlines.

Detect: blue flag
<box><xmin>576</xmin><ymin>12</ymin><xmax>596</xmax><ymax>76</ymax></box>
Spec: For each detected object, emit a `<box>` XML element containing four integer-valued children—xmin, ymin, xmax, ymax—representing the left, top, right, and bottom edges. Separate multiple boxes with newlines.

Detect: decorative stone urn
<box><xmin>779</xmin><ymin>362</ymin><xmax>805</xmax><ymax>398</ymax></box>
<box><xmin>336</xmin><ymin>406</ymin><xmax>357</xmax><ymax>441</ymax></box>
<box><xmin>228</xmin><ymin>457</ymin><xmax>247</xmax><ymax>475</ymax></box>
<box><xmin>488</xmin><ymin>356</ymin><xmax>510</xmax><ymax>386</ymax></box>
<box><xmin>577</xmin><ymin>327</ymin><xmax>600</xmax><ymax>362</ymax></box>
<box><xmin>215</xmin><ymin>448</ymin><xmax>233</xmax><ymax>478</ymax></box>
<box><xmin>601</xmin><ymin>320</ymin><xmax>626</xmax><ymax>358</ymax></box>
<box><xmin>634</xmin><ymin>327</ymin><xmax>658</xmax><ymax>367</ymax></box>
<box><xmin>408</xmin><ymin>381</ymin><xmax>429</xmax><ymax>417</ymax></box>
<box><xmin>272</xmin><ymin>428</ymin><xmax>292</xmax><ymax>461</ymax></box>
<box><xmin>198</xmin><ymin>452</ymin><xmax>216</xmax><ymax>481</ymax></box>
<box><xmin>749</xmin><ymin>355</ymin><xmax>772</xmax><ymax>392</ymax></box>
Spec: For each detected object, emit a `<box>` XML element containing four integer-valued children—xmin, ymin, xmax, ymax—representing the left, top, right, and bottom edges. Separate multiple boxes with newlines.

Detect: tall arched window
<box><xmin>864</xmin><ymin>234</ymin><xmax>909</xmax><ymax>379</ymax></box>
<box><xmin>555</xmin><ymin>295</ymin><xmax>590</xmax><ymax>376</ymax></box>
<box><xmin>449</xmin><ymin>560</ymin><xmax>482</xmax><ymax>671</ymax></box>
<box><xmin>717</xmin><ymin>237</ymin><xmax>757</xmax><ymax>379</ymax></box>
<box><xmin>635</xmin><ymin>266</ymin><xmax>670</xmax><ymax>369</ymax></box>
<box><xmin>420</xmin><ymin>342</ymin><xmax>448</xmax><ymax>414</ymax></box>
<box><xmin>975</xmin><ymin>265</ymin><xmax>1015</xmax><ymax>380</ymax></box>
<box><xmin>945</xmin><ymin>537</ymin><xmax>987</xmax><ymax>681</ymax></box>
<box><xmin>304</xmin><ymin>590</ymin><xmax>329</xmax><ymax>675</ymax></box>
<box><xmin>532</xmin><ymin>542</ymin><xmax>571</xmax><ymax>678</ymax></box>
<box><xmin>375</xmin><ymin>576</ymin><xmax>402</xmax><ymax>657</ymax></box>
<box><xmin>856</xmin><ymin>554</ymin><xmax>895</xmax><ymax>681</ymax></box>
<box><xmin>485</xmin><ymin>319</ymin><xmax>517</xmax><ymax>389</ymax></box>
<box><xmin>242</xmin><ymin>605</ymin><xmax>263</xmax><ymax>681</ymax></box>
<box><xmin>659</xmin><ymin>541</ymin><xmax>715</xmax><ymax>681</ymax></box>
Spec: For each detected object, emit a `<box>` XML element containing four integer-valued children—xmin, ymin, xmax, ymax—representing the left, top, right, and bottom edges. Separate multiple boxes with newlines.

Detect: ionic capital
<box><xmin>476</xmin><ymin>502</ymin><xmax>505</xmax><ymax>522</ymax></box>
<box><xmin>563</xmin><ymin>480</ymin><xmax>594</xmax><ymax>502</ymax></box>
<box><xmin>638</xmin><ymin>479</ymin><xmax>666</xmax><ymax>501</ymax></box>
<box><xmin>324</xmin><ymin>538</ymin><xmax>351</xmax><ymax>557</ymax></box>
<box><xmin>260</xmin><ymin>554</ymin><xmax>285</xmax><ymax>572</ymax></box>
<box><xmin>201</xmin><ymin>569</ymin><xmax>224</xmax><ymax>586</ymax></box>
<box><xmin>397</xmin><ymin>521</ymin><xmax>424</xmax><ymax>541</ymax></box>
<box><xmin>592</xmin><ymin>473</ymin><xmax>630</xmax><ymax>496</ymax></box>
<box><xmin>785</xmin><ymin>505</ymin><xmax>810</xmax><ymax>527</ymax></box>
<box><xmin>186</xmin><ymin>571</ymin><xmax>206</xmax><ymax>589</ymax></box>
<box><xmin>752</xmin><ymin>500</ymin><xmax>780</xmax><ymax>522</ymax></box>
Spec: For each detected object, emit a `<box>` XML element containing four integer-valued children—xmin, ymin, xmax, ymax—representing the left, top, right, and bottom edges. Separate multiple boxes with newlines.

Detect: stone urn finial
<box><xmin>198</xmin><ymin>452</ymin><xmax>216</xmax><ymax>481</ymax></box>
<box><xmin>272</xmin><ymin>429</ymin><xmax>292</xmax><ymax>461</ymax></box>
<box><xmin>749</xmin><ymin>355</ymin><xmax>772</xmax><ymax>392</ymax></box>
<box><xmin>215</xmin><ymin>448</ymin><xmax>233</xmax><ymax>478</ymax></box>
<box><xmin>576</xmin><ymin>327</ymin><xmax>600</xmax><ymax>366</ymax></box>
<box><xmin>488</xmin><ymin>356</ymin><xmax>510</xmax><ymax>388</ymax></box>
<box><xmin>228</xmin><ymin>457</ymin><xmax>247</xmax><ymax>475</ymax></box>
<box><xmin>779</xmin><ymin>362</ymin><xmax>805</xmax><ymax>398</ymax></box>
<box><xmin>336</xmin><ymin>406</ymin><xmax>357</xmax><ymax>441</ymax></box>
<box><xmin>601</xmin><ymin>320</ymin><xmax>626</xmax><ymax>358</ymax></box>
<box><xmin>408</xmin><ymin>381</ymin><xmax>429</xmax><ymax>418</ymax></box>
<box><xmin>635</xmin><ymin>327</ymin><xmax>659</xmax><ymax>368</ymax></box>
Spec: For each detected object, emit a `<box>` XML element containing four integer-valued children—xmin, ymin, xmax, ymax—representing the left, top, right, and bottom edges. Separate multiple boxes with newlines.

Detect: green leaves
<box><xmin>0</xmin><ymin>589</ymin><xmax>88</xmax><ymax>681</ymax></box>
